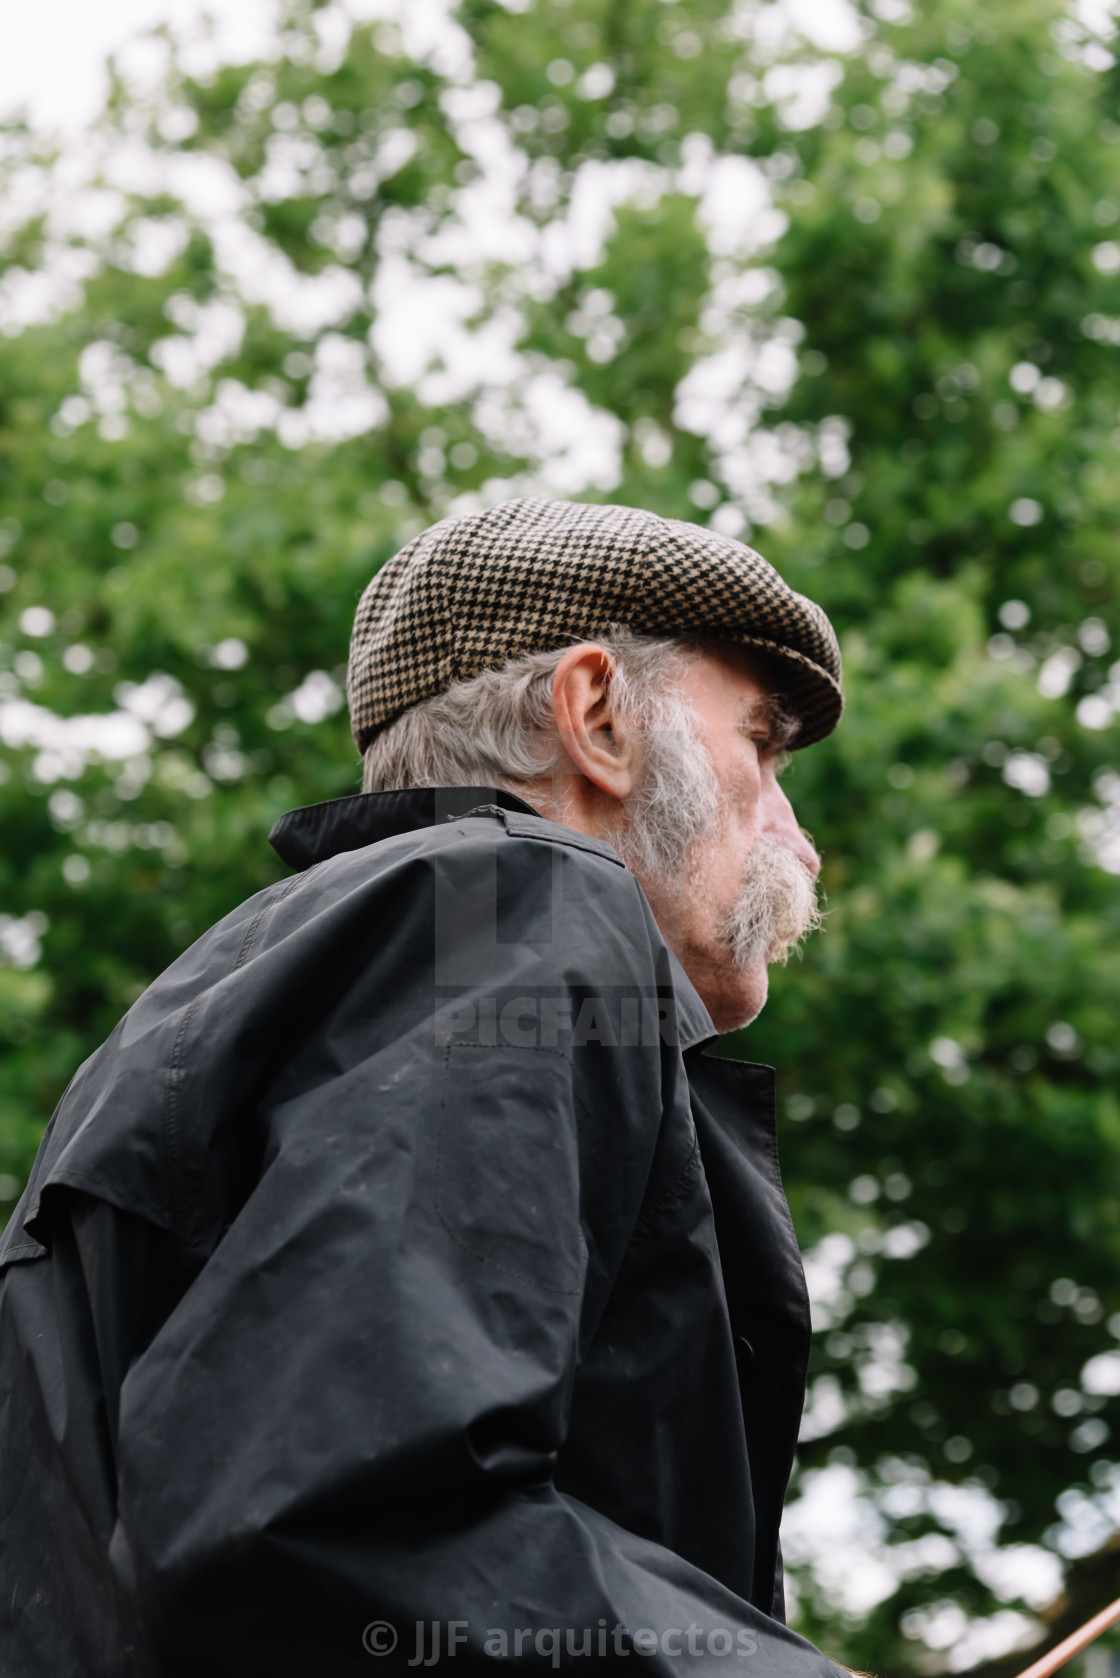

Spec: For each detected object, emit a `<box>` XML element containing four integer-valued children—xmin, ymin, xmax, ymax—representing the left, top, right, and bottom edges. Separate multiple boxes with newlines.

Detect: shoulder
<box><xmin>303</xmin><ymin>802</ymin><xmax>655</xmax><ymax>954</ymax></box>
<box><xmin>416</xmin><ymin>807</ymin><xmax>663</xmax><ymax>991</ymax></box>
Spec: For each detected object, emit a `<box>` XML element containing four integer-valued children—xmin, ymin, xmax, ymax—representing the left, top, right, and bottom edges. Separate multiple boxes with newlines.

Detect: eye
<box><xmin>740</xmin><ymin>724</ymin><xmax>772</xmax><ymax>750</ymax></box>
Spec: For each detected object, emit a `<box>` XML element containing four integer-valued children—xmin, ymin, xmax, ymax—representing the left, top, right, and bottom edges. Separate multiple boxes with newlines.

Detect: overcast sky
<box><xmin>4</xmin><ymin>0</ymin><xmax>875</xmax><ymax>132</ymax></box>
<box><xmin>7</xmin><ymin>0</ymin><xmax>1117</xmax><ymax>134</ymax></box>
<box><xmin>1</xmin><ymin>0</ymin><xmax>266</xmax><ymax>130</ymax></box>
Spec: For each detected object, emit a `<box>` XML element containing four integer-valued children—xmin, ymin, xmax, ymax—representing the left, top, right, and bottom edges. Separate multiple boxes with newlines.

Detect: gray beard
<box><xmin>718</xmin><ymin>837</ymin><xmax>823</xmax><ymax>971</ymax></box>
<box><xmin>616</xmin><ymin>717</ymin><xmax>822</xmax><ymax>972</ymax></box>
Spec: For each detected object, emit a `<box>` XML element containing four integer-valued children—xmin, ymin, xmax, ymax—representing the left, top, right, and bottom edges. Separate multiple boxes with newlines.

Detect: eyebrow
<box><xmin>739</xmin><ymin>695</ymin><xmax>802</xmax><ymax>752</ymax></box>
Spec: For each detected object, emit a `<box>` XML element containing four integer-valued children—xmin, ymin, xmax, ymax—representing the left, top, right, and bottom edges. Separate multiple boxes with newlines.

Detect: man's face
<box><xmin>632</xmin><ymin>644</ymin><xmax>822</xmax><ymax>1033</ymax></box>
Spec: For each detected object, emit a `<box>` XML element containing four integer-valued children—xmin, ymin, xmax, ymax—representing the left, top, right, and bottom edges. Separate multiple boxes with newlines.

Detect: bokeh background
<box><xmin>2</xmin><ymin>0</ymin><xmax>1120</xmax><ymax>1671</ymax></box>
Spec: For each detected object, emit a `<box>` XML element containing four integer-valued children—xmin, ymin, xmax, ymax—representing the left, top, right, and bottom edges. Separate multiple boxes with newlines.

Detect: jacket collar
<box><xmin>269</xmin><ymin>786</ymin><xmax>716</xmax><ymax>1050</ymax></box>
<box><xmin>269</xmin><ymin>787</ymin><xmax>541</xmax><ymax>871</ymax></box>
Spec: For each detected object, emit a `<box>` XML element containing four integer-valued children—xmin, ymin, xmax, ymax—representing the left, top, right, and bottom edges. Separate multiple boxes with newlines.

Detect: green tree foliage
<box><xmin>1</xmin><ymin>0</ymin><xmax>1119</xmax><ymax>1669</ymax></box>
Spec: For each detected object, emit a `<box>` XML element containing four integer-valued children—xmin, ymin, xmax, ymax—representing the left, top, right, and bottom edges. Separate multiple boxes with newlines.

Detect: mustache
<box><xmin>719</xmin><ymin>839</ymin><xmax>823</xmax><ymax>971</ymax></box>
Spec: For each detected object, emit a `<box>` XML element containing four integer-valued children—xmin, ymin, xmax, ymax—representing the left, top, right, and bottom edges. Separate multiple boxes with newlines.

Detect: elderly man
<box><xmin>0</xmin><ymin>498</ymin><xmax>846</xmax><ymax>1676</ymax></box>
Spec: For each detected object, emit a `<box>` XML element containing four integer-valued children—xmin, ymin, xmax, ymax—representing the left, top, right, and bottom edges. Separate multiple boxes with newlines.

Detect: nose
<box><xmin>762</xmin><ymin>779</ymin><xmax>821</xmax><ymax>879</ymax></box>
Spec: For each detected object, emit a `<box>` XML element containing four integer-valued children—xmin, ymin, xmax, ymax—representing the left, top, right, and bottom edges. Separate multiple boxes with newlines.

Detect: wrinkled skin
<box><xmin>529</xmin><ymin>641</ymin><xmax>821</xmax><ymax>1032</ymax></box>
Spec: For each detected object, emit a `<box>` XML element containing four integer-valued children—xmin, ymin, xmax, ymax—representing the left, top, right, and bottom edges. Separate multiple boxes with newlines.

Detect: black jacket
<box><xmin>0</xmin><ymin>789</ymin><xmax>840</xmax><ymax>1677</ymax></box>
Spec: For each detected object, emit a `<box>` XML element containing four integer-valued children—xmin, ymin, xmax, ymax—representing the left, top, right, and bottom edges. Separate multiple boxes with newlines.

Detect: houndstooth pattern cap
<box><xmin>348</xmin><ymin>497</ymin><xmax>843</xmax><ymax>752</ymax></box>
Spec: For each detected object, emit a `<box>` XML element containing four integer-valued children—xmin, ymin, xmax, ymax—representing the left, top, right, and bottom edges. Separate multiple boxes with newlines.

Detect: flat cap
<box><xmin>348</xmin><ymin>496</ymin><xmax>843</xmax><ymax>752</ymax></box>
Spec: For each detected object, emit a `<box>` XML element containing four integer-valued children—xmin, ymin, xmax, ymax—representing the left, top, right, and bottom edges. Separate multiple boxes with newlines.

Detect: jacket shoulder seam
<box><xmin>233</xmin><ymin>871</ymin><xmax>306</xmax><ymax>971</ymax></box>
<box><xmin>495</xmin><ymin>813</ymin><xmax>625</xmax><ymax>867</ymax></box>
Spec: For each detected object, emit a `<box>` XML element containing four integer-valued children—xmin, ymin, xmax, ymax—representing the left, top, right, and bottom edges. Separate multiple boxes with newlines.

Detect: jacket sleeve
<box><xmin>0</xmin><ymin>1189</ymin><xmax>185</xmax><ymax>1676</ymax></box>
<box><xmin>108</xmin><ymin>1011</ymin><xmax>843</xmax><ymax>1678</ymax></box>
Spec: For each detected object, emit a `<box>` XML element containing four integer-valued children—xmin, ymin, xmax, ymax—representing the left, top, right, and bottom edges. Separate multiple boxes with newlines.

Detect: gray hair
<box><xmin>362</xmin><ymin>631</ymin><xmax>721</xmax><ymax>876</ymax></box>
<box><xmin>360</xmin><ymin>630</ymin><xmax>801</xmax><ymax>881</ymax></box>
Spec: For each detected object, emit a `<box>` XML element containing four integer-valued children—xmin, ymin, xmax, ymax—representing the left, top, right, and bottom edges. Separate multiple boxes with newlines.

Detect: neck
<box><xmin>508</xmin><ymin>769</ymin><xmax>626</xmax><ymax>850</ymax></box>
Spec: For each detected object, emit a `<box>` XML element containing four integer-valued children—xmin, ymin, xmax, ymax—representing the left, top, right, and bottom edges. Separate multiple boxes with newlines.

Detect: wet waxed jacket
<box><xmin>0</xmin><ymin>788</ymin><xmax>841</xmax><ymax>1678</ymax></box>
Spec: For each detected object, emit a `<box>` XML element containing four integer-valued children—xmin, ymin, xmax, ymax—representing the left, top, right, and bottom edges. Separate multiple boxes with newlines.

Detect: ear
<box><xmin>551</xmin><ymin>643</ymin><xmax>638</xmax><ymax>803</ymax></box>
